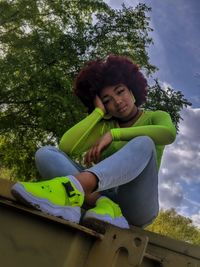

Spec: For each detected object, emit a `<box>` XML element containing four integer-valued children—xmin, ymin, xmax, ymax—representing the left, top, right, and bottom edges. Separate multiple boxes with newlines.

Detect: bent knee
<box><xmin>35</xmin><ymin>146</ymin><xmax>58</xmax><ymax>162</ymax></box>
<box><xmin>128</xmin><ymin>136</ymin><xmax>156</xmax><ymax>155</ymax></box>
<box><xmin>133</xmin><ymin>136</ymin><xmax>154</xmax><ymax>146</ymax></box>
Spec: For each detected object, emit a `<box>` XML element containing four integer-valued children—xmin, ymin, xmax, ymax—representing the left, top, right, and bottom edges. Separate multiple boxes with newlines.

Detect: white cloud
<box><xmin>161</xmin><ymin>107</ymin><xmax>200</xmax><ymax>184</ymax></box>
<box><xmin>191</xmin><ymin>212</ymin><xmax>200</xmax><ymax>229</ymax></box>
<box><xmin>104</xmin><ymin>0</ymin><xmax>134</xmax><ymax>9</ymax></box>
<box><xmin>159</xmin><ymin>181</ymin><xmax>184</xmax><ymax>209</ymax></box>
<box><xmin>104</xmin><ymin>0</ymin><xmax>149</xmax><ymax>10</ymax></box>
<box><xmin>159</xmin><ymin>107</ymin><xmax>200</xmax><ymax>226</ymax></box>
<box><xmin>184</xmin><ymin>198</ymin><xmax>200</xmax><ymax>209</ymax></box>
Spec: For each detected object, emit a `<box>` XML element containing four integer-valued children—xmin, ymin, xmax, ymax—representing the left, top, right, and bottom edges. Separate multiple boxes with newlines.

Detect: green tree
<box><xmin>145</xmin><ymin>80</ymin><xmax>191</xmax><ymax>132</ymax></box>
<box><xmin>147</xmin><ymin>209</ymin><xmax>200</xmax><ymax>245</ymax></box>
<box><xmin>0</xmin><ymin>0</ymin><xmax>191</xmax><ymax>180</ymax></box>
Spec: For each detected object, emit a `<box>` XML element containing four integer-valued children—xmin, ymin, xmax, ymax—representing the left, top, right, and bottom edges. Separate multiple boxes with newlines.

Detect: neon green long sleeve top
<box><xmin>59</xmin><ymin>108</ymin><xmax>176</xmax><ymax>169</ymax></box>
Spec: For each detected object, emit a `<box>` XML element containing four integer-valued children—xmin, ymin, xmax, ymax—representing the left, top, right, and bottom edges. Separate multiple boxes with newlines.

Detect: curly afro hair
<box><xmin>74</xmin><ymin>55</ymin><xmax>148</xmax><ymax>113</ymax></box>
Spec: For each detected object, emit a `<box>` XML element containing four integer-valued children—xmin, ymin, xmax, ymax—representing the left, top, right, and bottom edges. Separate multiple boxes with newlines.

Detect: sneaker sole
<box><xmin>11</xmin><ymin>183</ymin><xmax>81</xmax><ymax>223</ymax></box>
<box><xmin>82</xmin><ymin>211</ymin><xmax>129</xmax><ymax>233</ymax></box>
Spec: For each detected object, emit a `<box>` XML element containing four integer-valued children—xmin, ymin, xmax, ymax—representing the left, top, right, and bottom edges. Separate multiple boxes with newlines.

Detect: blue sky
<box><xmin>105</xmin><ymin>0</ymin><xmax>200</xmax><ymax>227</ymax></box>
<box><xmin>147</xmin><ymin>0</ymin><xmax>200</xmax><ymax>107</ymax></box>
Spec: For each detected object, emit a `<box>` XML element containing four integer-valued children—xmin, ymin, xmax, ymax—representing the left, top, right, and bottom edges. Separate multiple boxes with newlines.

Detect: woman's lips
<box><xmin>118</xmin><ymin>106</ymin><xmax>127</xmax><ymax>112</ymax></box>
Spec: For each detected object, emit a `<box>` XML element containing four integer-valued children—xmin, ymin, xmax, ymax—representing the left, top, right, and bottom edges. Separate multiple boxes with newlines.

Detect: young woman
<box><xmin>11</xmin><ymin>55</ymin><xmax>176</xmax><ymax>229</ymax></box>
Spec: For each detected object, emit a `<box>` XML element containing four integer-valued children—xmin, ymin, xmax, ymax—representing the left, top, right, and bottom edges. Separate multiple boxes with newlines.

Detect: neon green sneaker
<box><xmin>11</xmin><ymin>176</ymin><xmax>84</xmax><ymax>223</ymax></box>
<box><xmin>83</xmin><ymin>196</ymin><xmax>129</xmax><ymax>230</ymax></box>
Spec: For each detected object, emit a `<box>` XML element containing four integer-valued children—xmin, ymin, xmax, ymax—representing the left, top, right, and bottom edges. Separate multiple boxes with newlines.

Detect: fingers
<box><xmin>92</xmin><ymin>144</ymin><xmax>102</xmax><ymax>163</ymax></box>
<box><xmin>84</xmin><ymin>143</ymin><xmax>102</xmax><ymax>166</ymax></box>
<box><xmin>84</xmin><ymin>149</ymin><xmax>93</xmax><ymax>166</ymax></box>
<box><xmin>84</xmin><ymin>132</ymin><xmax>113</xmax><ymax>166</ymax></box>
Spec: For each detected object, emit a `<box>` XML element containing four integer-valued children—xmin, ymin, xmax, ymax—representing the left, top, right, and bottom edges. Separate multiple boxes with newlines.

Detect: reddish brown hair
<box><xmin>74</xmin><ymin>55</ymin><xmax>147</xmax><ymax>112</ymax></box>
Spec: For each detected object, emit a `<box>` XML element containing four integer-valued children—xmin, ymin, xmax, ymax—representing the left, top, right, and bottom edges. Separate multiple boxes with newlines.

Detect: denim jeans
<box><xmin>35</xmin><ymin>136</ymin><xmax>159</xmax><ymax>227</ymax></box>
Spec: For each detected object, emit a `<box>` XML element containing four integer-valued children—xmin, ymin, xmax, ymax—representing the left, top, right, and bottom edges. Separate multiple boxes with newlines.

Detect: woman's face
<box><xmin>99</xmin><ymin>84</ymin><xmax>137</xmax><ymax>120</ymax></box>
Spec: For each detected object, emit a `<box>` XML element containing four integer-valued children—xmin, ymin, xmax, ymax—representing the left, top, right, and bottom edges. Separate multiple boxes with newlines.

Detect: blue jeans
<box><xmin>35</xmin><ymin>136</ymin><xmax>159</xmax><ymax>227</ymax></box>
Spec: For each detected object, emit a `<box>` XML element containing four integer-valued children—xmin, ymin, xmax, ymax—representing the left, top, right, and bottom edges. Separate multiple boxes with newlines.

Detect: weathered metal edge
<box><xmin>130</xmin><ymin>225</ymin><xmax>200</xmax><ymax>260</ymax></box>
<box><xmin>0</xmin><ymin>197</ymin><xmax>104</xmax><ymax>240</ymax></box>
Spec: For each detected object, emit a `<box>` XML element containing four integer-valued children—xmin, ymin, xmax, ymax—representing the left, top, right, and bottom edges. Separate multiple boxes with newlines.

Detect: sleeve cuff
<box><xmin>94</xmin><ymin>107</ymin><xmax>105</xmax><ymax>117</ymax></box>
<box><xmin>110</xmin><ymin>129</ymin><xmax>121</xmax><ymax>140</ymax></box>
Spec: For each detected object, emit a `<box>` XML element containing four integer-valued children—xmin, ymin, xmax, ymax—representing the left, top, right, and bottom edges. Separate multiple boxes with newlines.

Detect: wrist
<box><xmin>108</xmin><ymin>131</ymin><xmax>113</xmax><ymax>140</ymax></box>
<box><xmin>95</xmin><ymin>107</ymin><xmax>105</xmax><ymax>117</ymax></box>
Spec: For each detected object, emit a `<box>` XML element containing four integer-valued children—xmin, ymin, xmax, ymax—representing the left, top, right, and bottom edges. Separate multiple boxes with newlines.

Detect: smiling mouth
<box><xmin>118</xmin><ymin>106</ymin><xmax>127</xmax><ymax>112</ymax></box>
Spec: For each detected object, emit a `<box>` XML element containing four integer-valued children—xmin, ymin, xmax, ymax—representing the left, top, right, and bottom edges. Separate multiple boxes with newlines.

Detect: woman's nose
<box><xmin>114</xmin><ymin>95</ymin><xmax>122</xmax><ymax>105</ymax></box>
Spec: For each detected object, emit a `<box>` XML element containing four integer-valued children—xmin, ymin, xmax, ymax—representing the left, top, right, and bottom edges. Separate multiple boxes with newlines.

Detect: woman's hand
<box><xmin>94</xmin><ymin>95</ymin><xmax>106</xmax><ymax>114</ymax></box>
<box><xmin>84</xmin><ymin>132</ymin><xmax>113</xmax><ymax>166</ymax></box>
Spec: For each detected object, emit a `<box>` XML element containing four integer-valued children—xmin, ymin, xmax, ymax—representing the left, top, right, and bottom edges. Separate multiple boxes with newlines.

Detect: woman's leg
<box><xmin>116</xmin><ymin>153</ymin><xmax>158</xmax><ymax>227</ymax></box>
<box><xmin>85</xmin><ymin>136</ymin><xmax>159</xmax><ymax>226</ymax></box>
<box><xmin>12</xmin><ymin>137</ymin><xmax>158</xmax><ymax>226</ymax></box>
<box><xmin>35</xmin><ymin>145</ymin><xmax>84</xmax><ymax>179</ymax></box>
<box><xmin>87</xmin><ymin>136</ymin><xmax>158</xmax><ymax>190</ymax></box>
<box><xmin>35</xmin><ymin>146</ymin><xmax>100</xmax><ymax>206</ymax></box>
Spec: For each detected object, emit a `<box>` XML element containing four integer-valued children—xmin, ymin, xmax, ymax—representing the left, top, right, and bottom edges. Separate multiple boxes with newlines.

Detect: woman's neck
<box><xmin>117</xmin><ymin>108</ymin><xmax>142</xmax><ymax>128</ymax></box>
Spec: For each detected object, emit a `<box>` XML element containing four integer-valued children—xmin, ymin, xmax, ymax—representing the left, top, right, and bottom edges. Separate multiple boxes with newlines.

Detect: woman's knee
<box><xmin>35</xmin><ymin>146</ymin><xmax>59</xmax><ymax>164</ymax></box>
<box><xmin>127</xmin><ymin>136</ymin><xmax>156</xmax><ymax>157</ymax></box>
<box><xmin>130</xmin><ymin>136</ymin><xmax>155</xmax><ymax>148</ymax></box>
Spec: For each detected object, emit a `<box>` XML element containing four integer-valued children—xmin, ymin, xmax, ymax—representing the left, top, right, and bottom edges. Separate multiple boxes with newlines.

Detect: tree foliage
<box><xmin>147</xmin><ymin>209</ymin><xmax>200</xmax><ymax>246</ymax></box>
<box><xmin>0</xmin><ymin>0</ymin><xmax>191</xmax><ymax>180</ymax></box>
<box><xmin>145</xmin><ymin>80</ymin><xmax>191</xmax><ymax>131</ymax></box>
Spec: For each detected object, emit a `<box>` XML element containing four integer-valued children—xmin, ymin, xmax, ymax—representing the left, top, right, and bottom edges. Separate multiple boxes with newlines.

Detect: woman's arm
<box><xmin>59</xmin><ymin>108</ymin><xmax>104</xmax><ymax>154</ymax></box>
<box><xmin>110</xmin><ymin>110</ymin><xmax>176</xmax><ymax>145</ymax></box>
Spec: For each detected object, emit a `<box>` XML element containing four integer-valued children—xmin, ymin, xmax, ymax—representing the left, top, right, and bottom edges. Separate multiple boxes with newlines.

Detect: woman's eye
<box><xmin>103</xmin><ymin>99</ymin><xmax>110</xmax><ymax>105</ymax></box>
<box><xmin>117</xmin><ymin>89</ymin><xmax>124</xmax><ymax>95</ymax></box>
